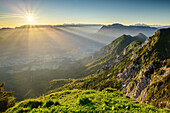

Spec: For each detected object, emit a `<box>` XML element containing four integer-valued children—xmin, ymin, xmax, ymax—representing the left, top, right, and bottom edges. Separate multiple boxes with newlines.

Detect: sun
<box><xmin>24</xmin><ymin>12</ymin><xmax>37</xmax><ymax>24</ymax></box>
<box><xmin>27</xmin><ymin>16</ymin><xmax>34</xmax><ymax>22</ymax></box>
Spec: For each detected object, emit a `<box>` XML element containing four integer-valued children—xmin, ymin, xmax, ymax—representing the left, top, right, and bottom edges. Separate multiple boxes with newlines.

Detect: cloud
<box><xmin>0</xmin><ymin>13</ymin><xmax>24</xmax><ymax>18</ymax></box>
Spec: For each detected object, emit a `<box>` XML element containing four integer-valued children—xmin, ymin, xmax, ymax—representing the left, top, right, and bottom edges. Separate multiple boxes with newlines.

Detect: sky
<box><xmin>0</xmin><ymin>0</ymin><xmax>170</xmax><ymax>28</ymax></box>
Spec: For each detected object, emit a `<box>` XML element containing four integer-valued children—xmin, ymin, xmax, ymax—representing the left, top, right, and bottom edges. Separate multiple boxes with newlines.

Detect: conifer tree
<box><xmin>0</xmin><ymin>82</ymin><xmax>15</xmax><ymax>112</ymax></box>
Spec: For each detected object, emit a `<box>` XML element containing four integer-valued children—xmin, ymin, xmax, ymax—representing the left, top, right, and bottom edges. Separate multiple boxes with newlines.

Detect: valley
<box><xmin>1</xmin><ymin>0</ymin><xmax>170</xmax><ymax>112</ymax></box>
<box><xmin>0</xmin><ymin>24</ymin><xmax>169</xmax><ymax>112</ymax></box>
<box><xmin>0</xmin><ymin>24</ymin><xmax>159</xmax><ymax>101</ymax></box>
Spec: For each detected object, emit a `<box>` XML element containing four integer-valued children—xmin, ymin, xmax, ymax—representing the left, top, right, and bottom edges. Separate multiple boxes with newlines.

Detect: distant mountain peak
<box><xmin>133</xmin><ymin>23</ymin><xmax>150</xmax><ymax>27</ymax></box>
<box><xmin>111</xmin><ymin>23</ymin><xmax>124</xmax><ymax>26</ymax></box>
<box><xmin>121</xmin><ymin>34</ymin><xmax>132</xmax><ymax>38</ymax></box>
<box><xmin>97</xmin><ymin>23</ymin><xmax>157</xmax><ymax>38</ymax></box>
<box><xmin>137</xmin><ymin>33</ymin><xmax>145</xmax><ymax>35</ymax></box>
<box><xmin>135</xmin><ymin>33</ymin><xmax>147</xmax><ymax>38</ymax></box>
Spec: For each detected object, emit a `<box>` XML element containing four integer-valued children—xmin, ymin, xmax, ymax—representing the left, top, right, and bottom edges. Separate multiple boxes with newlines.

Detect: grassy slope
<box><xmin>86</xmin><ymin>35</ymin><xmax>144</xmax><ymax>73</ymax></box>
<box><xmin>46</xmin><ymin>40</ymin><xmax>141</xmax><ymax>93</ymax></box>
<box><xmin>6</xmin><ymin>88</ymin><xmax>169</xmax><ymax>113</ymax></box>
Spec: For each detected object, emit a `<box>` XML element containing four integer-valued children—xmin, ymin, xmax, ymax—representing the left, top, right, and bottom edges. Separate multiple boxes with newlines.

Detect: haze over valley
<box><xmin>0</xmin><ymin>26</ymin><xmax>103</xmax><ymax>71</ymax></box>
<box><xmin>0</xmin><ymin>23</ymin><xmax>166</xmax><ymax>101</ymax></box>
<box><xmin>0</xmin><ymin>0</ymin><xmax>169</xmax><ymax>112</ymax></box>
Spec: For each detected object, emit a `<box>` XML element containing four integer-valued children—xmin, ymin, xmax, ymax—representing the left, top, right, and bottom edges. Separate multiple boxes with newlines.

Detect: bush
<box><xmin>166</xmin><ymin>59</ymin><xmax>170</xmax><ymax>67</ymax></box>
<box><xmin>78</xmin><ymin>97</ymin><xmax>92</xmax><ymax>105</ymax></box>
<box><xmin>157</xmin><ymin>69</ymin><xmax>165</xmax><ymax>75</ymax></box>
<box><xmin>17</xmin><ymin>108</ymin><xmax>30</xmax><ymax>113</ymax></box>
<box><xmin>0</xmin><ymin>82</ymin><xmax>15</xmax><ymax>112</ymax></box>
<box><xmin>105</xmin><ymin>88</ymin><xmax>117</xmax><ymax>92</ymax></box>
<box><xmin>54</xmin><ymin>101</ymin><xmax>60</xmax><ymax>106</ymax></box>
<box><xmin>44</xmin><ymin>100</ymin><xmax>54</xmax><ymax>107</ymax></box>
<box><xmin>24</xmin><ymin>100</ymin><xmax>43</xmax><ymax>109</ymax></box>
<box><xmin>163</xmin><ymin>59</ymin><xmax>170</xmax><ymax>67</ymax></box>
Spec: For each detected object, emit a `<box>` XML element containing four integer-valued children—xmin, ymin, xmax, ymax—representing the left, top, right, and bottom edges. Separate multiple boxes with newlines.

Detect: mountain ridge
<box><xmin>97</xmin><ymin>23</ymin><xmax>157</xmax><ymax>37</ymax></box>
<box><xmin>46</xmin><ymin>28</ymin><xmax>170</xmax><ymax>108</ymax></box>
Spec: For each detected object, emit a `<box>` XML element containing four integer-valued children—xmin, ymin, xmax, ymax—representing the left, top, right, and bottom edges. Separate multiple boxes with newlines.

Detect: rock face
<box><xmin>120</xmin><ymin>28</ymin><xmax>170</xmax><ymax>108</ymax></box>
<box><xmin>124</xmin><ymin>73</ymin><xmax>150</xmax><ymax>99</ymax></box>
<box><xmin>123</xmin><ymin>63</ymin><xmax>170</xmax><ymax>108</ymax></box>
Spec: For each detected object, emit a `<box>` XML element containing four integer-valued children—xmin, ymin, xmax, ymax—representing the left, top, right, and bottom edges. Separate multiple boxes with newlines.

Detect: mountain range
<box><xmin>1</xmin><ymin>25</ymin><xmax>170</xmax><ymax>112</ymax></box>
<box><xmin>89</xmin><ymin>23</ymin><xmax>158</xmax><ymax>44</ymax></box>
<box><xmin>45</xmin><ymin>27</ymin><xmax>170</xmax><ymax>109</ymax></box>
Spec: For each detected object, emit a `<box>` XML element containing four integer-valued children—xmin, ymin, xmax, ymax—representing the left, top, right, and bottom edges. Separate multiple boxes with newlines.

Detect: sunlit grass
<box><xmin>6</xmin><ymin>88</ymin><xmax>170</xmax><ymax>113</ymax></box>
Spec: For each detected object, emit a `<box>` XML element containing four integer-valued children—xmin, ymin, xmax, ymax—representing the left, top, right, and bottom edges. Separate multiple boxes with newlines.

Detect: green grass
<box><xmin>7</xmin><ymin>88</ymin><xmax>169</xmax><ymax>113</ymax></box>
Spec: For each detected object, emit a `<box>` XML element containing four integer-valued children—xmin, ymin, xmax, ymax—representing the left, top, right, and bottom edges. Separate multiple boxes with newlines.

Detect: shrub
<box><xmin>151</xmin><ymin>74</ymin><xmax>155</xmax><ymax>79</ymax></box>
<box><xmin>0</xmin><ymin>82</ymin><xmax>15</xmax><ymax>112</ymax></box>
<box><xmin>155</xmin><ymin>68</ymin><xmax>160</xmax><ymax>73</ymax></box>
<box><xmin>17</xmin><ymin>108</ymin><xmax>30</xmax><ymax>113</ymax></box>
<box><xmin>163</xmin><ymin>59</ymin><xmax>170</xmax><ymax>67</ymax></box>
<box><xmin>24</xmin><ymin>100</ymin><xmax>43</xmax><ymax>109</ymax></box>
<box><xmin>137</xmin><ymin>65</ymin><xmax>140</xmax><ymax>70</ymax></box>
<box><xmin>54</xmin><ymin>100</ymin><xmax>60</xmax><ymax>106</ymax></box>
<box><xmin>44</xmin><ymin>100</ymin><xmax>54</xmax><ymax>107</ymax></box>
<box><xmin>147</xmin><ymin>88</ymin><xmax>153</xmax><ymax>100</ymax></box>
<box><xmin>78</xmin><ymin>97</ymin><xmax>92</xmax><ymax>105</ymax></box>
<box><xmin>154</xmin><ymin>86</ymin><xmax>158</xmax><ymax>94</ymax></box>
<box><xmin>157</xmin><ymin>69</ymin><xmax>165</xmax><ymax>75</ymax></box>
<box><xmin>166</xmin><ymin>59</ymin><xmax>170</xmax><ymax>67</ymax></box>
<box><xmin>105</xmin><ymin>88</ymin><xmax>117</xmax><ymax>93</ymax></box>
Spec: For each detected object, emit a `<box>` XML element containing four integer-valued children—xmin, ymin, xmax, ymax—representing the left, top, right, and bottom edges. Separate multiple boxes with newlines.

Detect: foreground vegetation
<box><xmin>7</xmin><ymin>88</ymin><xmax>169</xmax><ymax>113</ymax></box>
<box><xmin>0</xmin><ymin>83</ymin><xmax>15</xmax><ymax>112</ymax></box>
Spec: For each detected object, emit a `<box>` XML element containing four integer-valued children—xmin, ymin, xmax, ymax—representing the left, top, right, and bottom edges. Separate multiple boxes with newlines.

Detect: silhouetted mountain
<box><xmin>97</xmin><ymin>23</ymin><xmax>157</xmax><ymax>37</ymax></box>
<box><xmin>133</xmin><ymin>23</ymin><xmax>150</xmax><ymax>27</ymax></box>
<box><xmin>14</xmin><ymin>24</ymin><xmax>102</xmax><ymax>29</ymax></box>
<box><xmin>88</xmin><ymin>23</ymin><xmax>157</xmax><ymax>44</ymax></box>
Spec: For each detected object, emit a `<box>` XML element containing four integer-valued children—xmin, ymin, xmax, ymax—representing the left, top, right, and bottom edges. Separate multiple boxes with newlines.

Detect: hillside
<box><xmin>45</xmin><ymin>40</ymin><xmax>143</xmax><ymax>93</ymax></box>
<box><xmin>6</xmin><ymin>88</ymin><xmax>170</xmax><ymax>113</ymax></box>
<box><xmin>45</xmin><ymin>33</ymin><xmax>146</xmax><ymax>92</ymax></box>
<box><xmin>121</xmin><ymin>28</ymin><xmax>170</xmax><ymax>108</ymax></box>
<box><xmin>46</xmin><ymin>28</ymin><xmax>170</xmax><ymax>109</ymax></box>
<box><xmin>74</xmin><ymin>33</ymin><xmax>147</xmax><ymax>75</ymax></box>
<box><xmin>87</xmin><ymin>33</ymin><xmax>146</xmax><ymax>70</ymax></box>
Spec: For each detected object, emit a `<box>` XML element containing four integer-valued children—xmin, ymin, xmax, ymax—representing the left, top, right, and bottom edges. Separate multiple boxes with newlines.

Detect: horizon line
<box><xmin>1</xmin><ymin>23</ymin><xmax>170</xmax><ymax>29</ymax></box>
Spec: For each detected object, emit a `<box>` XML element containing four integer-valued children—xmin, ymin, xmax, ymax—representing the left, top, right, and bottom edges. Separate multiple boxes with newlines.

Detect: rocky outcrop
<box><xmin>121</xmin><ymin>28</ymin><xmax>170</xmax><ymax>108</ymax></box>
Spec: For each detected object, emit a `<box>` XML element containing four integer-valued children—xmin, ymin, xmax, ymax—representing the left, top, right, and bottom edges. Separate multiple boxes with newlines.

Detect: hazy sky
<box><xmin>0</xmin><ymin>0</ymin><xmax>170</xmax><ymax>28</ymax></box>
